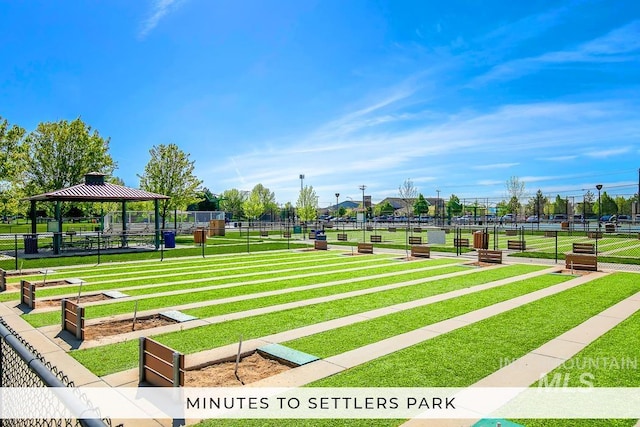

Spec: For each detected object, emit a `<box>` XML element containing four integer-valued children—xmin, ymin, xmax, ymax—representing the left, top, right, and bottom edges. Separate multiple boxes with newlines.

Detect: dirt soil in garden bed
<box><xmin>36</xmin><ymin>293</ymin><xmax>111</xmax><ymax>308</ymax></box>
<box><xmin>185</xmin><ymin>352</ymin><xmax>291</xmax><ymax>387</ymax></box>
<box><xmin>84</xmin><ymin>314</ymin><xmax>177</xmax><ymax>340</ymax></box>
<box><xmin>5</xmin><ymin>280</ymin><xmax>70</xmax><ymax>291</ymax></box>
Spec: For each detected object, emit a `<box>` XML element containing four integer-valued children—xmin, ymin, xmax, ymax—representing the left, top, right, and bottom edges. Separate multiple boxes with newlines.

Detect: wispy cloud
<box><xmin>584</xmin><ymin>147</ymin><xmax>632</xmax><ymax>158</ymax></box>
<box><xmin>139</xmin><ymin>0</ymin><xmax>184</xmax><ymax>39</ymax></box>
<box><xmin>475</xmin><ymin>20</ymin><xmax>640</xmax><ymax>84</ymax></box>
<box><xmin>472</xmin><ymin>163</ymin><xmax>519</xmax><ymax>171</ymax></box>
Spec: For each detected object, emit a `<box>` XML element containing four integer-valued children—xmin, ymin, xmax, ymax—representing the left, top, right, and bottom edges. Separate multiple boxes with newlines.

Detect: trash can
<box><xmin>473</xmin><ymin>231</ymin><xmax>489</xmax><ymax>249</ymax></box>
<box><xmin>23</xmin><ymin>234</ymin><xmax>38</xmax><ymax>254</ymax></box>
<box><xmin>315</xmin><ymin>230</ymin><xmax>326</xmax><ymax>241</ymax></box>
<box><xmin>163</xmin><ymin>231</ymin><xmax>176</xmax><ymax>248</ymax></box>
<box><xmin>293</xmin><ymin>225</ymin><xmax>302</xmax><ymax>234</ymax></box>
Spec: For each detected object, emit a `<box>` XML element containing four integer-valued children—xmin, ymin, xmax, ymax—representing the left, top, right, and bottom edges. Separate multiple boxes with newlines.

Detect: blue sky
<box><xmin>2</xmin><ymin>0</ymin><xmax>639</xmax><ymax>207</ymax></box>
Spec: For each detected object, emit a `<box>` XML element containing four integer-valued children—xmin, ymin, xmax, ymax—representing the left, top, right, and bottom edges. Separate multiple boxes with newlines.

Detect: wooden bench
<box><xmin>410</xmin><ymin>245</ymin><xmax>430</xmax><ymax>258</ymax></box>
<box><xmin>357</xmin><ymin>243</ymin><xmax>374</xmax><ymax>254</ymax></box>
<box><xmin>408</xmin><ymin>236</ymin><xmax>422</xmax><ymax>245</ymax></box>
<box><xmin>477</xmin><ymin>249</ymin><xmax>503</xmax><ymax>264</ymax></box>
<box><xmin>388</xmin><ymin>227</ymin><xmax>397</xmax><ymax>232</ymax></box>
<box><xmin>565</xmin><ymin>253</ymin><xmax>597</xmax><ymax>271</ymax></box>
<box><xmin>454</xmin><ymin>238</ymin><xmax>469</xmax><ymax>248</ymax></box>
<box><xmin>507</xmin><ymin>240</ymin><xmax>526</xmax><ymax>250</ymax></box>
<box><xmin>605</xmin><ymin>223</ymin><xmax>616</xmax><ymax>233</ymax></box>
<box><xmin>314</xmin><ymin>240</ymin><xmax>328</xmax><ymax>250</ymax></box>
<box><xmin>505</xmin><ymin>229</ymin><xmax>518</xmax><ymax>236</ymax></box>
<box><xmin>260</xmin><ymin>231</ymin><xmax>269</xmax><ymax>237</ymax></box>
<box><xmin>283</xmin><ymin>231</ymin><xmax>291</xmax><ymax>238</ymax></box>
<box><xmin>366</xmin><ymin>225</ymin><xmax>373</xmax><ymax>231</ymax></box>
<box><xmin>337</xmin><ymin>233</ymin><xmax>348</xmax><ymax>241</ymax></box>
<box><xmin>308</xmin><ymin>232</ymin><xmax>316</xmax><ymax>239</ymax></box>
<box><xmin>370</xmin><ymin>235</ymin><xmax>382</xmax><ymax>243</ymax></box>
<box><xmin>587</xmin><ymin>231</ymin><xmax>603</xmax><ymax>239</ymax></box>
<box><xmin>413</xmin><ymin>227</ymin><xmax>422</xmax><ymax>233</ymax></box>
<box><xmin>324</xmin><ymin>223</ymin><xmax>333</xmax><ymax>228</ymax></box>
<box><xmin>544</xmin><ymin>231</ymin><xmax>557</xmax><ymax>238</ymax></box>
<box><xmin>572</xmin><ymin>242</ymin><xmax>595</xmax><ymax>254</ymax></box>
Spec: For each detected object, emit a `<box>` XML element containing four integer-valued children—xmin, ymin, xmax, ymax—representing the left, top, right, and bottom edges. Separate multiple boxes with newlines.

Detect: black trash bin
<box><xmin>163</xmin><ymin>231</ymin><xmax>176</xmax><ymax>248</ymax></box>
<box><xmin>23</xmin><ymin>234</ymin><xmax>38</xmax><ymax>254</ymax></box>
<box><xmin>315</xmin><ymin>230</ymin><xmax>326</xmax><ymax>241</ymax></box>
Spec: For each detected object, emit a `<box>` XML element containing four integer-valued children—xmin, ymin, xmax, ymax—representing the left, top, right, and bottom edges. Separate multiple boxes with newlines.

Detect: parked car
<box><xmin>552</xmin><ymin>214</ymin><xmax>568</xmax><ymax>222</ymax></box>
<box><xmin>501</xmin><ymin>214</ymin><xmax>515</xmax><ymax>222</ymax></box>
<box><xmin>607</xmin><ymin>214</ymin><xmax>630</xmax><ymax>223</ymax></box>
<box><xmin>525</xmin><ymin>215</ymin><xmax>539</xmax><ymax>223</ymax></box>
<box><xmin>600</xmin><ymin>214</ymin><xmax>613</xmax><ymax>222</ymax></box>
<box><xmin>573</xmin><ymin>214</ymin><xmax>585</xmax><ymax>223</ymax></box>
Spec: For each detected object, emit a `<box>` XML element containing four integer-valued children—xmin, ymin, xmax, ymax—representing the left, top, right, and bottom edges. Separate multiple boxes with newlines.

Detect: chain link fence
<box><xmin>0</xmin><ymin>317</ymin><xmax>114</xmax><ymax>427</ymax></box>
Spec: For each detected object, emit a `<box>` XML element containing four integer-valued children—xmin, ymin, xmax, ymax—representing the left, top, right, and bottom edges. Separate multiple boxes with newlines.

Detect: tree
<box><xmin>526</xmin><ymin>190</ymin><xmax>547</xmax><ymax>218</ymax></box>
<box><xmin>0</xmin><ymin>116</ymin><xmax>27</xmax><ymax>183</ymax></box>
<box><xmin>24</xmin><ymin>118</ymin><xmax>116</xmax><ymax>195</ymax></box>
<box><xmin>296</xmin><ymin>185</ymin><xmax>318</xmax><ymax>225</ymax></box>
<box><xmin>398</xmin><ymin>179</ymin><xmax>417</xmax><ymax>257</ymax></box>
<box><xmin>220</xmin><ymin>189</ymin><xmax>246</xmax><ymax>220</ymax></box>
<box><xmin>413</xmin><ymin>194</ymin><xmax>430</xmax><ymax>217</ymax></box>
<box><xmin>138</xmin><ymin>143</ymin><xmax>202</xmax><ymax>228</ymax></box>
<box><xmin>505</xmin><ymin>176</ymin><xmax>526</xmax><ymax>216</ymax></box>
<box><xmin>251</xmin><ymin>184</ymin><xmax>277</xmax><ymax>219</ymax></box>
<box><xmin>375</xmin><ymin>201</ymin><xmax>395</xmax><ymax>217</ymax></box>
<box><xmin>551</xmin><ymin>195</ymin><xmax>568</xmax><ymax>216</ymax></box>
<box><xmin>596</xmin><ymin>191</ymin><xmax>618</xmax><ymax>216</ymax></box>
<box><xmin>446</xmin><ymin>194</ymin><xmax>462</xmax><ymax>217</ymax></box>
<box><xmin>243</xmin><ymin>188</ymin><xmax>264</xmax><ymax>222</ymax></box>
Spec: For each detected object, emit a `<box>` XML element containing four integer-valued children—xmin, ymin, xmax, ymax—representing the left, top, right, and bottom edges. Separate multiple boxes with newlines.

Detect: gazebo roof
<box><xmin>27</xmin><ymin>172</ymin><xmax>169</xmax><ymax>202</ymax></box>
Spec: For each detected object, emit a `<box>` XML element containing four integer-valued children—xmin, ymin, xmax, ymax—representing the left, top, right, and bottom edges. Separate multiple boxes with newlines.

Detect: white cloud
<box><xmin>472</xmin><ymin>163</ymin><xmax>519</xmax><ymax>170</ymax></box>
<box><xmin>584</xmin><ymin>147</ymin><xmax>632</xmax><ymax>158</ymax></box>
<box><xmin>139</xmin><ymin>0</ymin><xmax>184</xmax><ymax>39</ymax></box>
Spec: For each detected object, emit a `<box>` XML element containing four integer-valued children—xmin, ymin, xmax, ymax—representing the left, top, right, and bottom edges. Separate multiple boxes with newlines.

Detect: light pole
<box><xmin>359</xmin><ymin>185</ymin><xmax>366</xmax><ymax>241</ymax></box>
<box><xmin>299</xmin><ymin>174</ymin><xmax>304</xmax><ymax>192</ymax></box>
<box><xmin>436</xmin><ymin>189</ymin><xmax>440</xmax><ymax>226</ymax></box>
<box><xmin>335</xmin><ymin>193</ymin><xmax>340</xmax><ymax>219</ymax></box>
<box><xmin>596</xmin><ymin>184</ymin><xmax>602</xmax><ymax>255</ymax></box>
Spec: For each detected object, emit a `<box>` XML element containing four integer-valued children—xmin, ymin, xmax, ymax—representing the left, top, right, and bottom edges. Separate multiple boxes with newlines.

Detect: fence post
<box><xmin>172</xmin><ymin>352</ymin><xmax>181</xmax><ymax>387</ymax></box>
<box><xmin>555</xmin><ymin>230</ymin><xmax>558</xmax><ymax>264</ymax></box>
<box><xmin>76</xmin><ymin>305</ymin><xmax>83</xmax><ymax>340</ymax></box>
<box><xmin>14</xmin><ymin>234</ymin><xmax>18</xmax><ymax>271</ymax></box>
<box><xmin>61</xmin><ymin>299</ymin><xmax>66</xmax><ymax>329</ymax></box>
<box><xmin>139</xmin><ymin>337</ymin><xmax>146</xmax><ymax>383</ymax></box>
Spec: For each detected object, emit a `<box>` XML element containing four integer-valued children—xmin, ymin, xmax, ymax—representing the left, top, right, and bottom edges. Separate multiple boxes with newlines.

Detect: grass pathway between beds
<box><xmin>25</xmin><ymin>258</ymin><xmax>460</xmax><ymax>327</ymax></box>
<box><xmin>282</xmin><ymin>272</ymin><xmax>573</xmax><ymax>358</ymax></box>
<box><xmin>202</xmin><ymin>272</ymin><xmax>640</xmax><ymax>427</ymax></box>
<box><xmin>513</xmin><ymin>308</ymin><xmax>640</xmax><ymax>427</ymax></box>
<box><xmin>70</xmin><ymin>264</ymin><xmax>544</xmax><ymax>376</ymax></box>
<box><xmin>20</xmin><ymin>253</ymin><xmax>396</xmax><ymax>300</ymax></box>
<box><xmin>5</xmin><ymin>250</ymin><xmax>326</xmax><ymax>284</ymax></box>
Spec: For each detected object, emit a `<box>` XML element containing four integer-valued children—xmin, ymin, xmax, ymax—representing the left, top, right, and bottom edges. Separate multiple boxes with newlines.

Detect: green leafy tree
<box><xmin>138</xmin><ymin>143</ymin><xmax>202</xmax><ymax>228</ymax></box>
<box><xmin>413</xmin><ymin>194</ymin><xmax>430</xmax><ymax>217</ymax></box>
<box><xmin>0</xmin><ymin>116</ymin><xmax>27</xmax><ymax>184</ymax></box>
<box><xmin>251</xmin><ymin>184</ymin><xmax>277</xmax><ymax>219</ymax></box>
<box><xmin>374</xmin><ymin>201</ymin><xmax>394</xmax><ymax>217</ymax></box>
<box><xmin>551</xmin><ymin>195</ymin><xmax>568</xmax><ymax>215</ymax></box>
<box><xmin>338</xmin><ymin>206</ymin><xmax>346</xmax><ymax>217</ymax></box>
<box><xmin>506</xmin><ymin>196</ymin><xmax>520</xmax><ymax>215</ymax></box>
<box><xmin>220</xmin><ymin>189</ymin><xmax>246</xmax><ymax>220</ymax></box>
<box><xmin>595</xmin><ymin>191</ymin><xmax>618</xmax><ymax>216</ymax></box>
<box><xmin>296</xmin><ymin>185</ymin><xmax>318</xmax><ymax>225</ymax></box>
<box><xmin>446</xmin><ymin>194</ymin><xmax>462</xmax><ymax>217</ymax></box>
<box><xmin>243</xmin><ymin>188</ymin><xmax>264</xmax><ymax>222</ymax></box>
<box><xmin>24</xmin><ymin>118</ymin><xmax>116</xmax><ymax>195</ymax></box>
<box><xmin>526</xmin><ymin>190</ymin><xmax>547</xmax><ymax>217</ymax></box>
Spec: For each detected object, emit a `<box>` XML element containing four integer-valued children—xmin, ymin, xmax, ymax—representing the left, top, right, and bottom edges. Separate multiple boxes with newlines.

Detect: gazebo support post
<box><xmin>30</xmin><ymin>200</ymin><xmax>37</xmax><ymax>234</ymax></box>
<box><xmin>154</xmin><ymin>200</ymin><xmax>160</xmax><ymax>249</ymax></box>
<box><xmin>54</xmin><ymin>201</ymin><xmax>62</xmax><ymax>254</ymax></box>
<box><xmin>121</xmin><ymin>201</ymin><xmax>127</xmax><ymax>248</ymax></box>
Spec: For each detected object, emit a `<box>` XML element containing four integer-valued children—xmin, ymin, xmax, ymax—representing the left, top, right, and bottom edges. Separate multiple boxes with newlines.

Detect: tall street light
<box><xmin>299</xmin><ymin>174</ymin><xmax>305</xmax><ymax>192</ymax></box>
<box><xmin>359</xmin><ymin>185</ymin><xmax>366</xmax><ymax>241</ymax></box>
<box><xmin>596</xmin><ymin>184</ymin><xmax>602</xmax><ymax>255</ymax></box>
<box><xmin>335</xmin><ymin>193</ymin><xmax>340</xmax><ymax>219</ymax></box>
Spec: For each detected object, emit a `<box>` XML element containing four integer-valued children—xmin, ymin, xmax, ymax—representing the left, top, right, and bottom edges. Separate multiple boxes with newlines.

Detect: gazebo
<box><xmin>26</xmin><ymin>172</ymin><xmax>169</xmax><ymax>254</ymax></box>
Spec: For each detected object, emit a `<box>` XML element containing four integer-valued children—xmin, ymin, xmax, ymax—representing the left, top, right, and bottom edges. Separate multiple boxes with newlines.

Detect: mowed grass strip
<box><xmin>25</xmin><ymin>258</ymin><xmax>460</xmax><ymax>327</ymax></box>
<box><xmin>29</xmin><ymin>253</ymin><xmax>397</xmax><ymax>299</ymax></box>
<box><xmin>513</xmin><ymin>309</ymin><xmax>640</xmax><ymax>427</ymax></box>
<box><xmin>283</xmin><ymin>273</ymin><xmax>573</xmax><ymax>358</ymax></box>
<box><xmin>311</xmin><ymin>272</ymin><xmax>640</xmax><ymax>388</ymax></box>
<box><xmin>6</xmin><ymin>251</ymin><xmax>339</xmax><ymax>285</ymax></box>
<box><xmin>70</xmin><ymin>264</ymin><xmax>545</xmax><ymax>376</ymax></box>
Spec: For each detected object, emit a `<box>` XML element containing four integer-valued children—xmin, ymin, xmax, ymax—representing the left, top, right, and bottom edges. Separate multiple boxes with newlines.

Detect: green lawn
<box><xmin>70</xmin><ymin>264</ymin><xmax>544</xmax><ymax>376</ymax></box>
